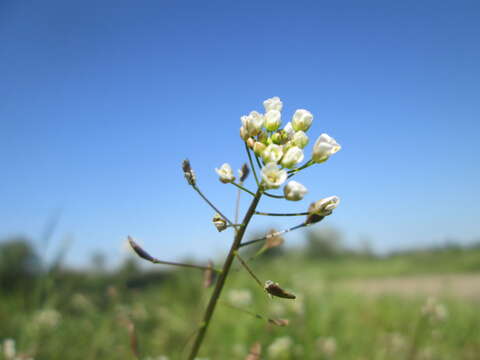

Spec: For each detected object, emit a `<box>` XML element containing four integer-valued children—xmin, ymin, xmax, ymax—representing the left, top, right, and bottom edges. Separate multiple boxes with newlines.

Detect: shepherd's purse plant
<box><xmin>128</xmin><ymin>96</ymin><xmax>342</xmax><ymax>359</ymax></box>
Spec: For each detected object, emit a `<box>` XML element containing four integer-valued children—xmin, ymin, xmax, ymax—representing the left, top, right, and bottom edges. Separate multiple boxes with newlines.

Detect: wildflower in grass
<box><xmin>263</xmin><ymin>96</ymin><xmax>283</xmax><ymax>112</ymax></box>
<box><xmin>268</xmin><ymin>336</ymin><xmax>293</xmax><ymax>358</ymax></box>
<box><xmin>261</xmin><ymin>163</ymin><xmax>287</xmax><ymax>189</ymax></box>
<box><xmin>215</xmin><ymin>163</ymin><xmax>235</xmax><ymax>183</ymax></box>
<box><xmin>32</xmin><ymin>308</ymin><xmax>61</xmax><ymax>329</ymax></box>
<box><xmin>3</xmin><ymin>339</ymin><xmax>15</xmax><ymax>359</ymax></box>
<box><xmin>281</xmin><ymin>146</ymin><xmax>304</xmax><ymax>169</ymax></box>
<box><xmin>421</xmin><ymin>297</ymin><xmax>448</xmax><ymax>322</ymax></box>
<box><xmin>283</xmin><ymin>181</ymin><xmax>307</xmax><ymax>201</ymax></box>
<box><xmin>71</xmin><ymin>293</ymin><xmax>93</xmax><ymax>311</ymax></box>
<box><xmin>264</xmin><ymin>110</ymin><xmax>282</xmax><ymax>131</ymax></box>
<box><xmin>261</xmin><ymin>144</ymin><xmax>283</xmax><ymax>164</ymax></box>
<box><xmin>292</xmin><ymin>109</ymin><xmax>313</xmax><ymax>131</ymax></box>
<box><xmin>228</xmin><ymin>289</ymin><xmax>252</xmax><ymax>307</ymax></box>
<box><xmin>316</xmin><ymin>337</ymin><xmax>337</xmax><ymax>358</ymax></box>
<box><xmin>312</xmin><ymin>133</ymin><xmax>341</xmax><ymax>163</ymax></box>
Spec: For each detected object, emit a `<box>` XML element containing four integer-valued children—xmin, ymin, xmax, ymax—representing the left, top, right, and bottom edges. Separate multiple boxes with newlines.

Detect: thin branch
<box><xmin>255</xmin><ymin>211</ymin><xmax>309</xmax><ymax>217</ymax></box>
<box><xmin>234</xmin><ymin>251</ymin><xmax>263</xmax><ymax>288</ymax></box>
<box><xmin>262</xmin><ymin>191</ymin><xmax>286</xmax><ymax>199</ymax></box>
<box><xmin>192</xmin><ymin>185</ymin><xmax>234</xmax><ymax>226</ymax></box>
<box><xmin>245</xmin><ymin>143</ymin><xmax>260</xmax><ymax>186</ymax></box>
<box><xmin>231</xmin><ymin>182</ymin><xmax>256</xmax><ymax>197</ymax></box>
<box><xmin>239</xmin><ymin>223</ymin><xmax>307</xmax><ymax>248</ymax></box>
<box><xmin>220</xmin><ymin>301</ymin><xmax>289</xmax><ymax>327</ymax></box>
<box><xmin>287</xmin><ymin>159</ymin><xmax>314</xmax><ymax>178</ymax></box>
<box><xmin>128</xmin><ymin>237</ymin><xmax>221</xmax><ymax>272</ymax></box>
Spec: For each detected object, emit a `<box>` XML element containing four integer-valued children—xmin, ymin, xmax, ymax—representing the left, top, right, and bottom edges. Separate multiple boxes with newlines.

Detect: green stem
<box><xmin>193</xmin><ymin>185</ymin><xmax>234</xmax><ymax>226</ymax></box>
<box><xmin>287</xmin><ymin>159</ymin><xmax>314</xmax><ymax>178</ymax></box>
<box><xmin>263</xmin><ymin>191</ymin><xmax>286</xmax><ymax>199</ymax></box>
<box><xmin>187</xmin><ymin>188</ymin><xmax>263</xmax><ymax>360</ymax></box>
<box><xmin>245</xmin><ymin>143</ymin><xmax>260</xmax><ymax>187</ymax></box>
<box><xmin>234</xmin><ymin>251</ymin><xmax>263</xmax><ymax>288</ymax></box>
<box><xmin>231</xmin><ymin>182</ymin><xmax>256</xmax><ymax>197</ymax></box>
<box><xmin>239</xmin><ymin>223</ymin><xmax>306</xmax><ymax>248</ymax></box>
<box><xmin>255</xmin><ymin>211</ymin><xmax>309</xmax><ymax>217</ymax></box>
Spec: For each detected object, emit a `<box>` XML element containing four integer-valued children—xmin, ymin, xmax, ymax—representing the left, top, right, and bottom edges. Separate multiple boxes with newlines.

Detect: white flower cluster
<box><xmin>215</xmin><ymin>97</ymin><xmax>342</xmax><ymax>206</ymax></box>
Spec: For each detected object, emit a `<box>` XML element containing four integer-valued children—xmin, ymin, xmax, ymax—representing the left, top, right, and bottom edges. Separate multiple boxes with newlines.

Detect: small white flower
<box><xmin>264</xmin><ymin>109</ymin><xmax>282</xmax><ymax>131</ymax></box>
<box><xmin>263</xmin><ymin>96</ymin><xmax>283</xmax><ymax>112</ymax></box>
<box><xmin>312</xmin><ymin>133</ymin><xmax>341</xmax><ymax>163</ymax></box>
<box><xmin>253</xmin><ymin>141</ymin><xmax>266</xmax><ymax>157</ymax></box>
<box><xmin>281</xmin><ymin>146</ymin><xmax>304</xmax><ymax>169</ymax></box>
<box><xmin>292</xmin><ymin>109</ymin><xmax>313</xmax><ymax>132</ymax></box>
<box><xmin>283</xmin><ymin>122</ymin><xmax>295</xmax><ymax>139</ymax></box>
<box><xmin>283</xmin><ymin>181</ymin><xmax>307</xmax><ymax>201</ymax></box>
<box><xmin>292</xmin><ymin>131</ymin><xmax>309</xmax><ymax>148</ymax></box>
<box><xmin>239</xmin><ymin>126</ymin><xmax>249</xmax><ymax>141</ymax></box>
<box><xmin>261</xmin><ymin>163</ymin><xmax>287</xmax><ymax>189</ymax></box>
<box><xmin>261</xmin><ymin>144</ymin><xmax>283</xmax><ymax>164</ymax></box>
<box><xmin>310</xmin><ymin>196</ymin><xmax>340</xmax><ymax>216</ymax></box>
<box><xmin>33</xmin><ymin>308</ymin><xmax>61</xmax><ymax>329</ymax></box>
<box><xmin>317</xmin><ymin>337</ymin><xmax>337</xmax><ymax>357</ymax></box>
<box><xmin>241</xmin><ymin>111</ymin><xmax>264</xmax><ymax>136</ymax></box>
<box><xmin>268</xmin><ymin>336</ymin><xmax>293</xmax><ymax>358</ymax></box>
<box><xmin>215</xmin><ymin>163</ymin><xmax>235</xmax><ymax>183</ymax></box>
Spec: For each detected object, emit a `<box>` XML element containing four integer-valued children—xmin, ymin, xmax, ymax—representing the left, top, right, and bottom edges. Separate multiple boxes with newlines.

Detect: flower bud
<box><xmin>261</xmin><ymin>144</ymin><xmax>283</xmax><ymax>164</ymax></box>
<box><xmin>212</xmin><ymin>213</ymin><xmax>227</xmax><ymax>232</ymax></box>
<box><xmin>292</xmin><ymin>131</ymin><xmax>309</xmax><ymax>148</ymax></box>
<box><xmin>241</xmin><ymin>111</ymin><xmax>264</xmax><ymax>136</ymax></box>
<box><xmin>263</xmin><ymin>96</ymin><xmax>283</xmax><ymax>112</ymax></box>
<box><xmin>292</xmin><ymin>109</ymin><xmax>313</xmax><ymax>132</ymax></box>
<box><xmin>257</xmin><ymin>130</ymin><xmax>269</xmax><ymax>144</ymax></box>
<box><xmin>283</xmin><ymin>122</ymin><xmax>295</xmax><ymax>139</ymax></box>
<box><xmin>283</xmin><ymin>181</ymin><xmax>307</xmax><ymax>201</ymax></box>
<box><xmin>264</xmin><ymin>280</ymin><xmax>296</xmax><ymax>299</ymax></box>
<box><xmin>240</xmin><ymin>126</ymin><xmax>250</xmax><ymax>141</ymax></box>
<box><xmin>182</xmin><ymin>159</ymin><xmax>196</xmax><ymax>186</ymax></box>
<box><xmin>264</xmin><ymin>110</ymin><xmax>282</xmax><ymax>131</ymax></box>
<box><xmin>271</xmin><ymin>130</ymin><xmax>289</xmax><ymax>145</ymax></box>
<box><xmin>261</xmin><ymin>162</ymin><xmax>287</xmax><ymax>189</ymax></box>
<box><xmin>238</xmin><ymin>163</ymin><xmax>250</xmax><ymax>182</ymax></box>
<box><xmin>247</xmin><ymin>137</ymin><xmax>255</xmax><ymax>149</ymax></box>
<box><xmin>310</xmin><ymin>196</ymin><xmax>340</xmax><ymax>216</ymax></box>
<box><xmin>215</xmin><ymin>163</ymin><xmax>235</xmax><ymax>183</ymax></box>
<box><xmin>312</xmin><ymin>133</ymin><xmax>341</xmax><ymax>163</ymax></box>
<box><xmin>253</xmin><ymin>141</ymin><xmax>266</xmax><ymax>157</ymax></box>
<box><xmin>281</xmin><ymin>146</ymin><xmax>304</xmax><ymax>169</ymax></box>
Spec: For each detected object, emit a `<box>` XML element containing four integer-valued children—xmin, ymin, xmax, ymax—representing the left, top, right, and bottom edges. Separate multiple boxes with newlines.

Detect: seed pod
<box><xmin>245</xmin><ymin>342</ymin><xmax>261</xmax><ymax>360</ymax></box>
<box><xmin>128</xmin><ymin>236</ymin><xmax>157</xmax><ymax>263</ymax></box>
<box><xmin>264</xmin><ymin>280</ymin><xmax>296</xmax><ymax>299</ymax></box>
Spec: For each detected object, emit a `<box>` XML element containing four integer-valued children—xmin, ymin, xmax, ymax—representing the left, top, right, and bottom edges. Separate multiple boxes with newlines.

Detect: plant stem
<box><xmin>193</xmin><ymin>185</ymin><xmax>234</xmax><ymax>226</ymax></box>
<box><xmin>255</xmin><ymin>211</ymin><xmax>309</xmax><ymax>217</ymax></box>
<box><xmin>187</xmin><ymin>188</ymin><xmax>263</xmax><ymax>360</ymax></box>
<box><xmin>239</xmin><ymin>223</ymin><xmax>306</xmax><ymax>248</ymax></box>
<box><xmin>231</xmin><ymin>182</ymin><xmax>256</xmax><ymax>197</ymax></box>
<box><xmin>245</xmin><ymin>143</ymin><xmax>260</xmax><ymax>187</ymax></box>
<box><xmin>234</xmin><ymin>251</ymin><xmax>263</xmax><ymax>288</ymax></box>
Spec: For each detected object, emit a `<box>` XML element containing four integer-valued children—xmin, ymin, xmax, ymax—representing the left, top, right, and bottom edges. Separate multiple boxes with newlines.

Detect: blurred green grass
<box><xmin>1</xmin><ymin>240</ymin><xmax>480</xmax><ymax>359</ymax></box>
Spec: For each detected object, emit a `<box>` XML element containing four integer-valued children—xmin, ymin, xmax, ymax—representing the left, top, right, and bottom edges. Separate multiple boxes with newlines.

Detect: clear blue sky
<box><xmin>1</xmin><ymin>0</ymin><xmax>479</xmax><ymax>267</ymax></box>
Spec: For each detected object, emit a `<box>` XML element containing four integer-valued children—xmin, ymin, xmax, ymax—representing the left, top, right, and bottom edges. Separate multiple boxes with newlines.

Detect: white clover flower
<box><xmin>241</xmin><ymin>111</ymin><xmax>264</xmax><ymax>136</ymax></box>
<box><xmin>227</xmin><ymin>289</ymin><xmax>252</xmax><ymax>307</ymax></box>
<box><xmin>264</xmin><ymin>109</ymin><xmax>282</xmax><ymax>131</ymax></box>
<box><xmin>310</xmin><ymin>196</ymin><xmax>340</xmax><ymax>216</ymax></box>
<box><xmin>261</xmin><ymin>144</ymin><xmax>283</xmax><ymax>164</ymax></box>
<box><xmin>292</xmin><ymin>109</ymin><xmax>313</xmax><ymax>132</ymax></box>
<box><xmin>261</xmin><ymin>162</ymin><xmax>287</xmax><ymax>189</ymax></box>
<box><xmin>263</xmin><ymin>96</ymin><xmax>283</xmax><ymax>112</ymax></box>
<box><xmin>215</xmin><ymin>163</ymin><xmax>235</xmax><ymax>183</ymax></box>
<box><xmin>283</xmin><ymin>121</ymin><xmax>295</xmax><ymax>139</ymax></box>
<box><xmin>281</xmin><ymin>146</ymin><xmax>304</xmax><ymax>169</ymax></box>
<box><xmin>312</xmin><ymin>133</ymin><xmax>341</xmax><ymax>163</ymax></box>
<box><xmin>292</xmin><ymin>131</ymin><xmax>309</xmax><ymax>148</ymax></box>
<box><xmin>283</xmin><ymin>181</ymin><xmax>307</xmax><ymax>201</ymax></box>
<box><xmin>268</xmin><ymin>336</ymin><xmax>293</xmax><ymax>358</ymax></box>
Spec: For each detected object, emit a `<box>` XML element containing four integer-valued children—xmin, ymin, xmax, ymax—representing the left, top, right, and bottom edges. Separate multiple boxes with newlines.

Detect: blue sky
<box><xmin>1</xmin><ymin>0</ymin><xmax>479</xmax><ymax>267</ymax></box>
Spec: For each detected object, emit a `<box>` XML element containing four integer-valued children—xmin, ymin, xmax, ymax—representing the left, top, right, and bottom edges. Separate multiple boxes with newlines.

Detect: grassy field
<box><xmin>1</xmin><ymin>248</ymin><xmax>480</xmax><ymax>360</ymax></box>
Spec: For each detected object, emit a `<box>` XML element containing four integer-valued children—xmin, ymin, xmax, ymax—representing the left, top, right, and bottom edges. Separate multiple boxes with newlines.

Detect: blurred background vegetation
<box><xmin>1</xmin><ymin>229</ymin><xmax>480</xmax><ymax>360</ymax></box>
